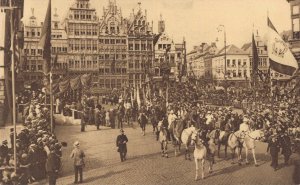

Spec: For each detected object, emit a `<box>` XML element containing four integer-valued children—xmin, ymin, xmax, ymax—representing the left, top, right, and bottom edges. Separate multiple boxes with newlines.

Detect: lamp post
<box><xmin>217</xmin><ymin>25</ymin><xmax>228</xmax><ymax>99</ymax></box>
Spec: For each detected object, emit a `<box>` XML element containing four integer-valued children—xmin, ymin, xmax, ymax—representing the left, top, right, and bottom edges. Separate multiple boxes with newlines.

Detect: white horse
<box><xmin>181</xmin><ymin>126</ymin><xmax>197</xmax><ymax>160</ymax></box>
<box><xmin>158</xmin><ymin>121</ymin><xmax>168</xmax><ymax>158</ymax></box>
<box><xmin>243</xmin><ymin>129</ymin><xmax>265</xmax><ymax>166</ymax></box>
<box><xmin>191</xmin><ymin>131</ymin><xmax>212</xmax><ymax>181</ymax></box>
<box><xmin>227</xmin><ymin>130</ymin><xmax>244</xmax><ymax>165</ymax></box>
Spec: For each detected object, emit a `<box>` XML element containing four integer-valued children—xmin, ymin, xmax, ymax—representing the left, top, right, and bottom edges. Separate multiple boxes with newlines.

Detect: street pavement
<box><xmin>34</xmin><ymin>123</ymin><xmax>298</xmax><ymax>185</ymax></box>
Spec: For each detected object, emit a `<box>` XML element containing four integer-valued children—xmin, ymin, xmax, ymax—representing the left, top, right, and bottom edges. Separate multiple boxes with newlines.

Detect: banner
<box><xmin>70</xmin><ymin>75</ymin><xmax>81</xmax><ymax>90</ymax></box>
<box><xmin>39</xmin><ymin>0</ymin><xmax>51</xmax><ymax>75</ymax></box>
<box><xmin>267</xmin><ymin>17</ymin><xmax>299</xmax><ymax>76</ymax></box>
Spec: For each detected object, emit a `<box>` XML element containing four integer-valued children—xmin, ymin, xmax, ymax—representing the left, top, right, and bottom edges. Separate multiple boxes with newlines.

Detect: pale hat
<box><xmin>73</xmin><ymin>141</ymin><xmax>80</xmax><ymax>147</ymax></box>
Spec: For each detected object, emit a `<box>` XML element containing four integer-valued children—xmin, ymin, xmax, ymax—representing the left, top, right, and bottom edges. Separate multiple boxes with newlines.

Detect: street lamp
<box><xmin>217</xmin><ymin>25</ymin><xmax>227</xmax><ymax>79</ymax></box>
<box><xmin>217</xmin><ymin>24</ymin><xmax>228</xmax><ymax>102</ymax></box>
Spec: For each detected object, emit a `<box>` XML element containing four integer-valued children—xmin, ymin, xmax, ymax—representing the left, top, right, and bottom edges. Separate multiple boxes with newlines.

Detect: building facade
<box><xmin>212</xmin><ymin>44</ymin><xmax>250</xmax><ymax>84</ymax></box>
<box><xmin>153</xmin><ymin>16</ymin><xmax>184</xmax><ymax>82</ymax></box>
<box><xmin>187</xmin><ymin>43</ymin><xmax>217</xmax><ymax>80</ymax></box>
<box><xmin>64</xmin><ymin>0</ymin><xmax>99</xmax><ymax>84</ymax></box>
<box><xmin>98</xmin><ymin>0</ymin><xmax>128</xmax><ymax>89</ymax></box>
<box><xmin>287</xmin><ymin>0</ymin><xmax>300</xmax><ymax>63</ymax></box>
<box><xmin>22</xmin><ymin>10</ymin><xmax>44</xmax><ymax>84</ymax></box>
<box><xmin>127</xmin><ymin>5</ymin><xmax>154</xmax><ymax>87</ymax></box>
<box><xmin>20</xmin><ymin>0</ymin><xmax>187</xmax><ymax>91</ymax></box>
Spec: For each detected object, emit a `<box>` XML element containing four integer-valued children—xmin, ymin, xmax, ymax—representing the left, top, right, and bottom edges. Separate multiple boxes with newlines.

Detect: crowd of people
<box><xmin>0</xmin><ymin>90</ymin><xmax>63</xmax><ymax>185</ymax></box>
<box><xmin>2</xmin><ymin>80</ymin><xmax>299</xmax><ymax>184</ymax></box>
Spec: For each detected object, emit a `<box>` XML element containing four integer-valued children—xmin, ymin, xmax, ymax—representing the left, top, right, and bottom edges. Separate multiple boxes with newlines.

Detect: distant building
<box><xmin>153</xmin><ymin>15</ymin><xmax>185</xmax><ymax>82</ymax></box>
<box><xmin>187</xmin><ymin>43</ymin><xmax>217</xmax><ymax>80</ymax></box>
<box><xmin>22</xmin><ymin>9</ymin><xmax>44</xmax><ymax>84</ymax></box>
<box><xmin>98</xmin><ymin>0</ymin><xmax>128</xmax><ymax>89</ymax></box>
<box><xmin>212</xmin><ymin>44</ymin><xmax>250</xmax><ymax>85</ymax></box>
<box><xmin>127</xmin><ymin>4</ymin><xmax>154</xmax><ymax>87</ymax></box>
<box><xmin>287</xmin><ymin>0</ymin><xmax>300</xmax><ymax>63</ymax></box>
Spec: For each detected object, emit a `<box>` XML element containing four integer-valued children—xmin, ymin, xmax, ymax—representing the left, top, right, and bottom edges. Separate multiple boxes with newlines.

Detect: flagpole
<box><xmin>9</xmin><ymin>0</ymin><xmax>17</xmax><ymax>173</ymax></box>
<box><xmin>50</xmin><ymin>71</ymin><xmax>53</xmax><ymax>133</ymax></box>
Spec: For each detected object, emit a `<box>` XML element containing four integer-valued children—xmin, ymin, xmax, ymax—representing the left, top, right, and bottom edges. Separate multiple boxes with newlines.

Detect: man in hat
<box><xmin>267</xmin><ymin>133</ymin><xmax>280</xmax><ymax>171</ymax></box>
<box><xmin>0</xmin><ymin>140</ymin><xmax>9</xmax><ymax>165</ymax></box>
<box><xmin>46</xmin><ymin>146</ymin><xmax>61</xmax><ymax>185</ymax></box>
<box><xmin>116</xmin><ymin>129</ymin><xmax>128</xmax><ymax>162</ymax></box>
<box><xmin>70</xmin><ymin>141</ymin><xmax>85</xmax><ymax>184</ymax></box>
<box><xmin>240</xmin><ymin>116</ymin><xmax>250</xmax><ymax>133</ymax></box>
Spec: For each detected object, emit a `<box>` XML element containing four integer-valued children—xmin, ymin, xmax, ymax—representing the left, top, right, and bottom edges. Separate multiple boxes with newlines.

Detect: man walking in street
<box><xmin>116</xmin><ymin>129</ymin><xmax>128</xmax><ymax>162</ymax></box>
<box><xmin>70</xmin><ymin>141</ymin><xmax>85</xmax><ymax>184</ymax></box>
<box><xmin>46</xmin><ymin>146</ymin><xmax>61</xmax><ymax>185</ymax></box>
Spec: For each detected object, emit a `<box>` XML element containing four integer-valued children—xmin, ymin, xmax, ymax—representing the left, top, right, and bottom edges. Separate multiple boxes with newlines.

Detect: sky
<box><xmin>23</xmin><ymin>0</ymin><xmax>292</xmax><ymax>51</ymax></box>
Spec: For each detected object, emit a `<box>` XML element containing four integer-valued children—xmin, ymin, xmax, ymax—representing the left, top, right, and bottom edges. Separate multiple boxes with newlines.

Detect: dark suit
<box><xmin>116</xmin><ymin>134</ymin><xmax>128</xmax><ymax>162</ymax></box>
<box><xmin>267</xmin><ymin>136</ymin><xmax>280</xmax><ymax>169</ymax></box>
<box><xmin>46</xmin><ymin>152</ymin><xmax>61</xmax><ymax>185</ymax></box>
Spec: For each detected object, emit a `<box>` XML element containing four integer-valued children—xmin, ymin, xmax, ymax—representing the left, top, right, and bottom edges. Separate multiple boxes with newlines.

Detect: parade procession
<box><xmin>1</xmin><ymin>0</ymin><xmax>300</xmax><ymax>184</ymax></box>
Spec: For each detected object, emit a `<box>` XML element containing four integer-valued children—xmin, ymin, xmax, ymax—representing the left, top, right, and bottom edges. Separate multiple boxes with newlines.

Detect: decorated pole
<box><xmin>9</xmin><ymin>0</ymin><xmax>17</xmax><ymax>173</ymax></box>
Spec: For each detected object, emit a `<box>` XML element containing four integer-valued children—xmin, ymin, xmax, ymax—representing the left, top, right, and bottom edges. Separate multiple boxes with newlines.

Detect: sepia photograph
<box><xmin>0</xmin><ymin>0</ymin><xmax>300</xmax><ymax>184</ymax></box>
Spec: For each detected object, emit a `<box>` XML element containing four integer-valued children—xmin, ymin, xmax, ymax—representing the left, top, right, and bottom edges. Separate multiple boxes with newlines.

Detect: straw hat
<box><xmin>73</xmin><ymin>141</ymin><xmax>80</xmax><ymax>147</ymax></box>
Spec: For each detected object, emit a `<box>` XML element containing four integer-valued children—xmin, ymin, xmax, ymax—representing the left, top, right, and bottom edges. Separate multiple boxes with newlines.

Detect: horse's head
<box><xmin>191</xmin><ymin>130</ymin><xmax>205</xmax><ymax>147</ymax></box>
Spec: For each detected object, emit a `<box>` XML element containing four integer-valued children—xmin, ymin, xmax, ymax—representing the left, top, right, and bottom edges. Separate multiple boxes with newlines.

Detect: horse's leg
<box><xmin>231</xmin><ymin>148</ymin><xmax>235</xmax><ymax>164</ymax></box>
<box><xmin>195</xmin><ymin>159</ymin><xmax>198</xmax><ymax>181</ymax></box>
<box><xmin>252</xmin><ymin>148</ymin><xmax>258</xmax><ymax>166</ymax></box>
<box><xmin>217</xmin><ymin>143</ymin><xmax>221</xmax><ymax>157</ymax></box>
<box><xmin>161</xmin><ymin>143</ymin><xmax>164</xmax><ymax>157</ymax></box>
<box><xmin>174</xmin><ymin>144</ymin><xmax>177</xmax><ymax>157</ymax></box>
<box><xmin>225</xmin><ymin>144</ymin><xmax>228</xmax><ymax>158</ymax></box>
<box><xmin>165</xmin><ymin>142</ymin><xmax>169</xmax><ymax>158</ymax></box>
<box><xmin>238</xmin><ymin>147</ymin><xmax>242</xmax><ymax>165</ymax></box>
<box><xmin>245</xmin><ymin>147</ymin><xmax>249</xmax><ymax>165</ymax></box>
<box><xmin>201</xmin><ymin>159</ymin><xmax>205</xmax><ymax>179</ymax></box>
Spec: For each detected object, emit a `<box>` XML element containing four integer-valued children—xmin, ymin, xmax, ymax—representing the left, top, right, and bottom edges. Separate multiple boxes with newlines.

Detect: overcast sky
<box><xmin>23</xmin><ymin>0</ymin><xmax>291</xmax><ymax>51</ymax></box>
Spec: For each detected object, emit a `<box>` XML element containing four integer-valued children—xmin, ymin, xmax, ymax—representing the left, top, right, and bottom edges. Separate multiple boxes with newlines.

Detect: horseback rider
<box><xmin>239</xmin><ymin>115</ymin><xmax>251</xmax><ymax>134</ymax></box>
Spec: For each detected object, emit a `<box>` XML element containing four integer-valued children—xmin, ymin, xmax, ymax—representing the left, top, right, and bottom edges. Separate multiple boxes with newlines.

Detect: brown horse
<box><xmin>169</xmin><ymin>118</ymin><xmax>186</xmax><ymax>156</ymax></box>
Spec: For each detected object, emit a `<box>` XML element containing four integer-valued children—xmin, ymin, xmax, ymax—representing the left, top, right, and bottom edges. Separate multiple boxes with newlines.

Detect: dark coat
<box><xmin>267</xmin><ymin>137</ymin><xmax>280</xmax><ymax>156</ymax></box>
<box><xmin>116</xmin><ymin>134</ymin><xmax>128</xmax><ymax>153</ymax></box>
<box><xmin>46</xmin><ymin>152</ymin><xmax>61</xmax><ymax>173</ymax></box>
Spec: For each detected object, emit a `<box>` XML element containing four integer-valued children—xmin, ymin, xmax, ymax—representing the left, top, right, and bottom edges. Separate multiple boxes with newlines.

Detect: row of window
<box><xmin>226</xmin><ymin>59</ymin><xmax>248</xmax><ymax>67</ymax></box>
<box><xmin>24</xmin><ymin>49</ymin><xmax>43</xmax><ymax>56</ymax></box>
<box><xmin>69</xmin><ymin>60</ymin><xmax>98</xmax><ymax>68</ymax></box>
<box><xmin>98</xmin><ymin>79</ymin><xmax>126</xmax><ymax>89</ymax></box>
<box><xmin>26</xmin><ymin>30</ymin><xmax>41</xmax><ymax>38</ymax></box>
<box><xmin>23</xmin><ymin>65</ymin><xmax>43</xmax><ymax>72</ymax></box>
<box><xmin>128</xmin><ymin>43</ymin><xmax>152</xmax><ymax>51</ymax></box>
<box><xmin>52</xmin><ymin>47</ymin><xmax>68</xmax><ymax>53</ymax></box>
<box><xmin>98</xmin><ymin>54</ymin><xmax>127</xmax><ymax>60</ymax></box>
<box><xmin>99</xmin><ymin>38</ymin><xmax>127</xmax><ymax>45</ymax></box>
<box><xmin>158</xmin><ymin>44</ymin><xmax>171</xmax><ymax>50</ymax></box>
<box><xmin>68</xmin><ymin>23</ymin><xmax>98</xmax><ymax>36</ymax></box>
<box><xmin>98</xmin><ymin>68</ymin><xmax>127</xmax><ymax>74</ymax></box>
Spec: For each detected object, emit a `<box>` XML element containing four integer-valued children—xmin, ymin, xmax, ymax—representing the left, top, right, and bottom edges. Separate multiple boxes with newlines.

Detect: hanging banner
<box><xmin>70</xmin><ymin>75</ymin><xmax>81</xmax><ymax>90</ymax></box>
<box><xmin>59</xmin><ymin>79</ymin><xmax>70</xmax><ymax>93</ymax></box>
<box><xmin>80</xmin><ymin>74</ymin><xmax>92</xmax><ymax>87</ymax></box>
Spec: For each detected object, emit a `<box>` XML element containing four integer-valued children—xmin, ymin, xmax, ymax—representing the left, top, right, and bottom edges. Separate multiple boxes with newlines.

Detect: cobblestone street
<box><xmin>32</xmin><ymin>123</ymin><xmax>297</xmax><ymax>185</ymax></box>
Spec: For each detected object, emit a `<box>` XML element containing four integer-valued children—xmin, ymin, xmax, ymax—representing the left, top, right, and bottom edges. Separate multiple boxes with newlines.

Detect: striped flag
<box><xmin>252</xmin><ymin>33</ymin><xmax>259</xmax><ymax>84</ymax></box>
<box><xmin>39</xmin><ymin>0</ymin><xmax>51</xmax><ymax>75</ymax></box>
<box><xmin>267</xmin><ymin>17</ymin><xmax>299</xmax><ymax>76</ymax></box>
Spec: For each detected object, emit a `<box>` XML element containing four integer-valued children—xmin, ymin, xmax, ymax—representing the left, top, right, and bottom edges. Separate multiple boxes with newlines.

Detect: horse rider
<box><xmin>167</xmin><ymin>110</ymin><xmax>177</xmax><ymax>130</ymax></box>
<box><xmin>239</xmin><ymin>116</ymin><xmax>251</xmax><ymax>136</ymax></box>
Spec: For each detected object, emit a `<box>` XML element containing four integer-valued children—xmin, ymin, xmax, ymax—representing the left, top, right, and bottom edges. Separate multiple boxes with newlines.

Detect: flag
<box><xmin>53</xmin><ymin>54</ymin><xmax>58</xmax><ymax>67</ymax></box>
<box><xmin>267</xmin><ymin>17</ymin><xmax>298</xmax><ymax>76</ymax></box>
<box><xmin>136</xmin><ymin>86</ymin><xmax>141</xmax><ymax>110</ymax></box>
<box><xmin>39</xmin><ymin>0</ymin><xmax>51</xmax><ymax>75</ymax></box>
<box><xmin>252</xmin><ymin>33</ymin><xmax>259</xmax><ymax>83</ymax></box>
